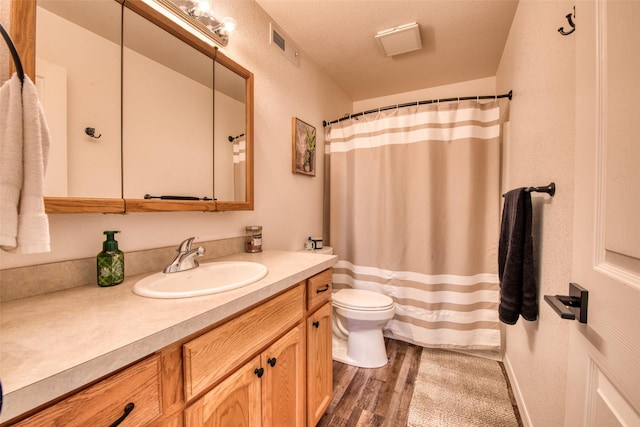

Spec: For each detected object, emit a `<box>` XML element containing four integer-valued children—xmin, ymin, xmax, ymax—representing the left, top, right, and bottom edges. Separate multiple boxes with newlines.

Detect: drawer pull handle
<box><xmin>316</xmin><ymin>284</ymin><xmax>330</xmax><ymax>293</ymax></box>
<box><xmin>109</xmin><ymin>402</ymin><xmax>135</xmax><ymax>427</ymax></box>
<box><xmin>313</xmin><ymin>321</ymin><xmax>320</xmax><ymax>328</ymax></box>
<box><xmin>268</xmin><ymin>357</ymin><xmax>277</xmax><ymax>367</ymax></box>
<box><xmin>254</xmin><ymin>367</ymin><xmax>264</xmax><ymax>378</ymax></box>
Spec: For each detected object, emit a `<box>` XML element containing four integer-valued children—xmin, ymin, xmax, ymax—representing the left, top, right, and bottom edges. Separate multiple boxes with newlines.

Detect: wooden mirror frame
<box><xmin>10</xmin><ymin>0</ymin><xmax>254</xmax><ymax>214</ymax></box>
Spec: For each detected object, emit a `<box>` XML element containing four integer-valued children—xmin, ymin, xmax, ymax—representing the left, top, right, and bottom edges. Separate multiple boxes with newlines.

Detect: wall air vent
<box><xmin>270</xmin><ymin>22</ymin><xmax>299</xmax><ymax>66</ymax></box>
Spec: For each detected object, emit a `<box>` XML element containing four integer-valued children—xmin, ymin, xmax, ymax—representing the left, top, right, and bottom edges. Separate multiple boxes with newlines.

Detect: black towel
<box><xmin>498</xmin><ymin>188</ymin><xmax>537</xmax><ymax>324</ymax></box>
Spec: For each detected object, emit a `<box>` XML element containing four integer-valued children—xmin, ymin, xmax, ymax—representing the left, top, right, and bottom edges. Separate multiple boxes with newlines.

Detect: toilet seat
<box><xmin>333</xmin><ymin>289</ymin><xmax>394</xmax><ymax>311</ymax></box>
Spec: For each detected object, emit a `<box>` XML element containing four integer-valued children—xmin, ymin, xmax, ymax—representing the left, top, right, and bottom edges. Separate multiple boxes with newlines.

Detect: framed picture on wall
<box><xmin>292</xmin><ymin>117</ymin><xmax>316</xmax><ymax>176</ymax></box>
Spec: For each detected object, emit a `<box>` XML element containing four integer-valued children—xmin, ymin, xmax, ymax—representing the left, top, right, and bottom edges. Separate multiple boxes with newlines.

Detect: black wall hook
<box><xmin>85</xmin><ymin>127</ymin><xmax>102</xmax><ymax>139</ymax></box>
<box><xmin>558</xmin><ymin>7</ymin><xmax>576</xmax><ymax>35</ymax></box>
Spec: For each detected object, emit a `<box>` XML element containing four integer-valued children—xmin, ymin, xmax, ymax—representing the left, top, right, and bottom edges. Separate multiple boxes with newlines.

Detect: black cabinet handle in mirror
<box><xmin>267</xmin><ymin>357</ymin><xmax>277</xmax><ymax>367</ymax></box>
<box><xmin>313</xmin><ymin>321</ymin><xmax>320</xmax><ymax>328</ymax></box>
<box><xmin>544</xmin><ymin>282</ymin><xmax>588</xmax><ymax>323</ymax></box>
<box><xmin>109</xmin><ymin>402</ymin><xmax>135</xmax><ymax>427</ymax></box>
<box><xmin>254</xmin><ymin>367</ymin><xmax>264</xmax><ymax>378</ymax></box>
<box><xmin>316</xmin><ymin>284</ymin><xmax>330</xmax><ymax>293</ymax></box>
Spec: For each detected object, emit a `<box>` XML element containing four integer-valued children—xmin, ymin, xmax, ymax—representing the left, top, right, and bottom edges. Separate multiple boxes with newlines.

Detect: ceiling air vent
<box><xmin>270</xmin><ymin>22</ymin><xmax>299</xmax><ymax>66</ymax></box>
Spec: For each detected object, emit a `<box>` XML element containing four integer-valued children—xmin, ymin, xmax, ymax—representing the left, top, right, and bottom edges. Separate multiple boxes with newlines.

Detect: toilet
<box><xmin>332</xmin><ymin>288</ymin><xmax>395</xmax><ymax>368</ymax></box>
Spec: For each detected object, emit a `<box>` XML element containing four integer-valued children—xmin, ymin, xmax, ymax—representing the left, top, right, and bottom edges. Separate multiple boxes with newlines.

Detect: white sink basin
<box><xmin>133</xmin><ymin>261</ymin><xmax>268</xmax><ymax>299</ymax></box>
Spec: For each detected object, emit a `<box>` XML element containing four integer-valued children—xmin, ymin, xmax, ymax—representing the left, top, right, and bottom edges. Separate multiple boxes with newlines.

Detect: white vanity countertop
<box><xmin>0</xmin><ymin>250</ymin><xmax>337</xmax><ymax>422</ymax></box>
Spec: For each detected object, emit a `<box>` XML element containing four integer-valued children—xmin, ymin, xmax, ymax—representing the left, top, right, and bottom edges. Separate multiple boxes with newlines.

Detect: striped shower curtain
<box><xmin>326</xmin><ymin>100</ymin><xmax>502</xmax><ymax>350</ymax></box>
<box><xmin>233</xmin><ymin>135</ymin><xmax>246</xmax><ymax>201</ymax></box>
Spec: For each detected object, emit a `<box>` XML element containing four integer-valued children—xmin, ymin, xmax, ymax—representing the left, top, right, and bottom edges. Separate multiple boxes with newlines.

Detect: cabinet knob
<box><xmin>254</xmin><ymin>367</ymin><xmax>264</xmax><ymax>378</ymax></box>
<box><xmin>267</xmin><ymin>357</ymin><xmax>277</xmax><ymax>367</ymax></box>
<box><xmin>109</xmin><ymin>402</ymin><xmax>135</xmax><ymax>427</ymax></box>
<box><xmin>313</xmin><ymin>321</ymin><xmax>320</xmax><ymax>328</ymax></box>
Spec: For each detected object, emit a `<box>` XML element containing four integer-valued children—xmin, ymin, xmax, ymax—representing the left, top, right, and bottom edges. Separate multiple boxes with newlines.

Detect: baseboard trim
<box><xmin>503</xmin><ymin>352</ymin><xmax>533</xmax><ymax>427</ymax></box>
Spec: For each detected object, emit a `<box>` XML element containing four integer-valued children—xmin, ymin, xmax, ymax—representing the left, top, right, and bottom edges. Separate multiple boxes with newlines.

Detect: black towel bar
<box><xmin>503</xmin><ymin>182</ymin><xmax>556</xmax><ymax>197</ymax></box>
<box><xmin>525</xmin><ymin>182</ymin><xmax>555</xmax><ymax>196</ymax></box>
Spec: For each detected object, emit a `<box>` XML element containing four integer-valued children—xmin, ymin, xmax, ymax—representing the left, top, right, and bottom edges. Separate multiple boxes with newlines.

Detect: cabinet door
<box><xmin>307</xmin><ymin>303</ymin><xmax>333</xmax><ymax>426</ymax></box>
<box><xmin>262</xmin><ymin>324</ymin><xmax>305</xmax><ymax>427</ymax></box>
<box><xmin>184</xmin><ymin>356</ymin><xmax>262</xmax><ymax>427</ymax></box>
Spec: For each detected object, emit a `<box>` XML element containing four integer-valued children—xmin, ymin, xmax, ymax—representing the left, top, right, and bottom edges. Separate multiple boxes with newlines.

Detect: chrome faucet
<box><xmin>164</xmin><ymin>237</ymin><xmax>205</xmax><ymax>273</ymax></box>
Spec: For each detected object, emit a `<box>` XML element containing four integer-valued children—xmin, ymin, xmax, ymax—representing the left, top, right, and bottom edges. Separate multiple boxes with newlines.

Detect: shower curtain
<box><xmin>326</xmin><ymin>100</ymin><xmax>502</xmax><ymax>350</ymax></box>
<box><xmin>233</xmin><ymin>135</ymin><xmax>246</xmax><ymax>201</ymax></box>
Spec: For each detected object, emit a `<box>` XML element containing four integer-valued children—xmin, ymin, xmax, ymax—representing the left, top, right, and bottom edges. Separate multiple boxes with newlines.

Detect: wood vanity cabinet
<box><xmin>6</xmin><ymin>269</ymin><xmax>334</xmax><ymax>427</ymax></box>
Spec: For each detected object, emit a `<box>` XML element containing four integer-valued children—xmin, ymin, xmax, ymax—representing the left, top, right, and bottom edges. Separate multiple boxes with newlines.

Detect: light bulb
<box><xmin>221</xmin><ymin>17</ymin><xmax>237</xmax><ymax>33</ymax></box>
<box><xmin>196</xmin><ymin>1</ymin><xmax>211</xmax><ymax>15</ymax></box>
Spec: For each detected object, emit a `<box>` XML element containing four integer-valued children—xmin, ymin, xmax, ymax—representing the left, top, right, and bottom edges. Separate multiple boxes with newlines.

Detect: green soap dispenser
<box><xmin>97</xmin><ymin>231</ymin><xmax>124</xmax><ymax>287</ymax></box>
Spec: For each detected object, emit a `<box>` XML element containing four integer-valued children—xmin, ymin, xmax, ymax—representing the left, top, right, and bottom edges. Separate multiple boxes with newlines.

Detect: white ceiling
<box><xmin>254</xmin><ymin>0</ymin><xmax>519</xmax><ymax>101</ymax></box>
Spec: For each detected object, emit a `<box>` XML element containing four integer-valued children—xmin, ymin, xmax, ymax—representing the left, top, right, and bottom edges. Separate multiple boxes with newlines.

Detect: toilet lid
<box><xmin>333</xmin><ymin>289</ymin><xmax>394</xmax><ymax>311</ymax></box>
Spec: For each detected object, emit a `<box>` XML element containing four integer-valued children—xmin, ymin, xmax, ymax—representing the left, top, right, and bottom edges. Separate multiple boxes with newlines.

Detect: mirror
<box><xmin>122</xmin><ymin>8</ymin><xmax>215</xmax><ymax>200</ymax></box>
<box><xmin>214</xmin><ymin>62</ymin><xmax>247</xmax><ymax>202</ymax></box>
<box><xmin>36</xmin><ymin>0</ymin><xmax>122</xmax><ymax>199</ymax></box>
<box><xmin>19</xmin><ymin>0</ymin><xmax>253</xmax><ymax>213</ymax></box>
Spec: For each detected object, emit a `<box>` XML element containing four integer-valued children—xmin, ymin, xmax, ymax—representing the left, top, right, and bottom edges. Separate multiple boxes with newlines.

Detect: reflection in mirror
<box><xmin>36</xmin><ymin>0</ymin><xmax>122</xmax><ymax>198</ymax></box>
<box><xmin>123</xmin><ymin>8</ymin><xmax>214</xmax><ymax>200</ymax></box>
<box><xmin>214</xmin><ymin>62</ymin><xmax>246</xmax><ymax>202</ymax></box>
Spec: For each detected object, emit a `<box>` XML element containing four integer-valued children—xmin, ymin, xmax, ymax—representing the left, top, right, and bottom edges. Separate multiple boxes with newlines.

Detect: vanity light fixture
<box><xmin>375</xmin><ymin>22</ymin><xmax>422</xmax><ymax>57</ymax></box>
<box><xmin>152</xmin><ymin>0</ymin><xmax>236</xmax><ymax>47</ymax></box>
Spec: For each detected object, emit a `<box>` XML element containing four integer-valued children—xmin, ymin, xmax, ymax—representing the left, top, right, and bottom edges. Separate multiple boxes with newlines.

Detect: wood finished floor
<box><xmin>317</xmin><ymin>338</ymin><xmax>523</xmax><ymax>427</ymax></box>
<box><xmin>317</xmin><ymin>338</ymin><xmax>422</xmax><ymax>427</ymax></box>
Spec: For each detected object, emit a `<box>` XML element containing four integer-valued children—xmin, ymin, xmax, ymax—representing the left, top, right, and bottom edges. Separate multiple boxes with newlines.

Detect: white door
<box><xmin>567</xmin><ymin>0</ymin><xmax>640</xmax><ymax>425</ymax></box>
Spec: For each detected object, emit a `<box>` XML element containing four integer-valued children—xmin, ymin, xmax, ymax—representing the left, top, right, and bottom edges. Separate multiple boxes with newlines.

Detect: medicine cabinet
<box><xmin>12</xmin><ymin>0</ymin><xmax>254</xmax><ymax>213</ymax></box>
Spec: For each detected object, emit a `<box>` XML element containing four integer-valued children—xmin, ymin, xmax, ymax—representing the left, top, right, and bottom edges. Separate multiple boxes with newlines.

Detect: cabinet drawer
<box><xmin>183</xmin><ymin>284</ymin><xmax>304</xmax><ymax>401</ymax></box>
<box><xmin>14</xmin><ymin>355</ymin><xmax>162</xmax><ymax>426</ymax></box>
<box><xmin>307</xmin><ymin>269</ymin><xmax>332</xmax><ymax>311</ymax></box>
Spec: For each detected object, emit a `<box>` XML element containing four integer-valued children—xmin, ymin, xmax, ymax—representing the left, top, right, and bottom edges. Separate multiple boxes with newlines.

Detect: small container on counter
<box><xmin>304</xmin><ymin>236</ymin><xmax>315</xmax><ymax>251</ymax></box>
<box><xmin>311</xmin><ymin>237</ymin><xmax>323</xmax><ymax>249</ymax></box>
<box><xmin>245</xmin><ymin>226</ymin><xmax>263</xmax><ymax>253</ymax></box>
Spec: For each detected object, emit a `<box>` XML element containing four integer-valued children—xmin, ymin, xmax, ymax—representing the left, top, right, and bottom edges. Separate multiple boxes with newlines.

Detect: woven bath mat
<box><xmin>407</xmin><ymin>348</ymin><xmax>519</xmax><ymax>427</ymax></box>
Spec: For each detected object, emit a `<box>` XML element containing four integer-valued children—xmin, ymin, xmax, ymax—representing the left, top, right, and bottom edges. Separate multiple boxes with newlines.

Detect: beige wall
<box><xmin>0</xmin><ymin>0</ymin><xmax>351</xmax><ymax>269</ymax></box>
<box><xmin>496</xmin><ymin>1</ymin><xmax>576</xmax><ymax>426</ymax></box>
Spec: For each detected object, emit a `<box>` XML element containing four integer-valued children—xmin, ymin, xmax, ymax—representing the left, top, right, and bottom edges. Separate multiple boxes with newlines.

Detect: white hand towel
<box><xmin>17</xmin><ymin>75</ymin><xmax>51</xmax><ymax>253</ymax></box>
<box><xmin>0</xmin><ymin>73</ymin><xmax>23</xmax><ymax>250</ymax></box>
<box><xmin>0</xmin><ymin>73</ymin><xmax>51</xmax><ymax>253</ymax></box>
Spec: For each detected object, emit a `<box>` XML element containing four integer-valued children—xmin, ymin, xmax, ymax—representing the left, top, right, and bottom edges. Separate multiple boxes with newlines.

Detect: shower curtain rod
<box><xmin>323</xmin><ymin>90</ymin><xmax>513</xmax><ymax>127</ymax></box>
